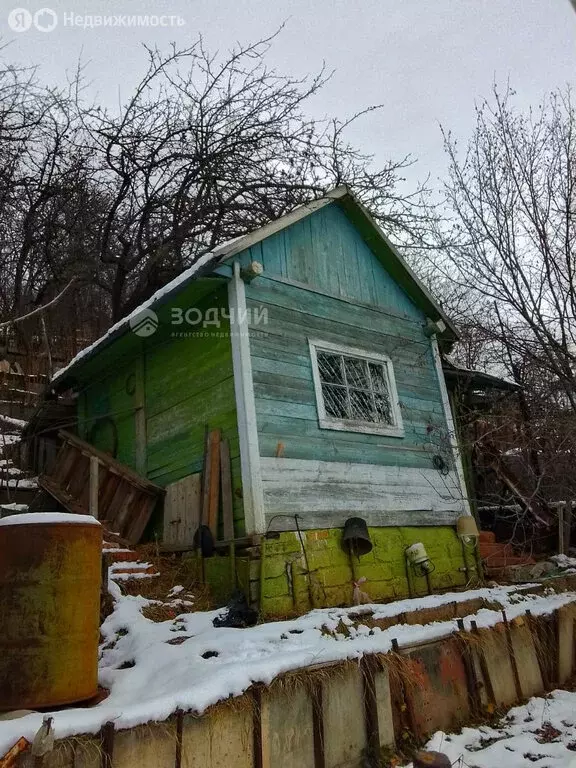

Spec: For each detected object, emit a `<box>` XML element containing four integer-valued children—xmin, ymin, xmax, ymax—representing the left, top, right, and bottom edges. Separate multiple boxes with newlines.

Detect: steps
<box><xmin>479</xmin><ymin>530</ymin><xmax>536</xmax><ymax>573</ymax></box>
<box><xmin>103</xmin><ymin>537</ymin><xmax>159</xmax><ymax>581</ymax></box>
<box><xmin>0</xmin><ymin>414</ymin><xmax>38</xmax><ymax>508</ymax></box>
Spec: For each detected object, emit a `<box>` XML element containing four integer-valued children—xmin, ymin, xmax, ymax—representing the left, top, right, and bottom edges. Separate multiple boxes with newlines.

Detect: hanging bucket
<box><xmin>342</xmin><ymin>517</ymin><xmax>373</xmax><ymax>556</ymax></box>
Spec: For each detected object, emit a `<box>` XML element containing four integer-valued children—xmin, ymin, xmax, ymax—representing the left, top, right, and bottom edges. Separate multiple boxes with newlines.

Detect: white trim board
<box><xmin>228</xmin><ymin>262</ymin><xmax>266</xmax><ymax>534</ymax></box>
<box><xmin>430</xmin><ymin>335</ymin><xmax>472</xmax><ymax>517</ymax></box>
<box><xmin>308</xmin><ymin>338</ymin><xmax>404</xmax><ymax>438</ymax></box>
<box><xmin>260</xmin><ymin>457</ymin><xmax>467</xmax><ymax>530</ymax></box>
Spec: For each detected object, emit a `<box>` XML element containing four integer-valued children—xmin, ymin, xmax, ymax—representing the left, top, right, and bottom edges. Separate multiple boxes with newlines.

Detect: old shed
<box><xmin>47</xmin><ymin>186</ymin><xmax>474</xmax><ymax>613</ymax></box>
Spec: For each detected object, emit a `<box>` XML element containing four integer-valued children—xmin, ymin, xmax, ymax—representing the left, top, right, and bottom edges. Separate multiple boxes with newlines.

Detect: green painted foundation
<box><xmin>200</xmin><ymin>525</ymin><xmax>469</xmax><ymax>618</ymax></box>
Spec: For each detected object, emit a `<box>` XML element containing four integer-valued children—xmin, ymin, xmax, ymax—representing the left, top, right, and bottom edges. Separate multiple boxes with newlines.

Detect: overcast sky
<box><xmin>2</xmin><ymin>0</ymin><xmax>576</xmax><ymax>193</ymax></box>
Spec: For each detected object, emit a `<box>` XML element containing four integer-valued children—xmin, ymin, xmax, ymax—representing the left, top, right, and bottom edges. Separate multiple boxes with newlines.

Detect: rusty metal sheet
<box><xmin>400</xmin><ymin>638</ymin><xmax>470</xmax><ymax>739</ymax></box>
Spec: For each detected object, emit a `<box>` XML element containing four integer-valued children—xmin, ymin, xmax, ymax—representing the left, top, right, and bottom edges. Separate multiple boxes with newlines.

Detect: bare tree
<box><xmin>0</xmin><ymin>33</ymin><xmax>436</xmax><ymax>356</ymax></box>
<box><xmin>425</xmin><ymin>85</ymin><xmax>576</xmax><ymax>538</ymax></box>
<box><xmin>79</xmin><ymin>35</ymin><xmax>433</xmax><ymax>318</ymax></box>
<box><xmin>437</xmin><ymin>85</ymin><xmax>576</xmax><ymax>411</ymax></box>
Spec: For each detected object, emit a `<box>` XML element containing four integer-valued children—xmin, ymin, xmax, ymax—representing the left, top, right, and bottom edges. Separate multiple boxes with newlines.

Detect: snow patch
<box><xmin>403</xmin><ymin>690</ymin><xmax>576</xmax><ymax>767</ymax></box>
<box><xmin>0</xmin><ymin>512</ymin><xmax>101</xmax><ymax>527</ymax></box>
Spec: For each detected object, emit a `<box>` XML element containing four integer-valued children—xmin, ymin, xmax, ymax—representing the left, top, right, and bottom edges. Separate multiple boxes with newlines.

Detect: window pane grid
<box><xmin>316</xmin><ymin>348</ymin><xmax>394</xmax><ymax>426</ymax></box>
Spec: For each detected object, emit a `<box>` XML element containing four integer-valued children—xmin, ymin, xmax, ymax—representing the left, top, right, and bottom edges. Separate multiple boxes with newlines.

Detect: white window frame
<box><xmin>308</xmin><ymin>339</ymin><xmax>404</xmax><ymax>437</ymax></box>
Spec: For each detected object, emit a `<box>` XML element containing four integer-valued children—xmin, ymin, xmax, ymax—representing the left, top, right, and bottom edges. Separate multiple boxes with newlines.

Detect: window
<box><xmin>309</xmin><ymin>340</ymin><xmax>404</xmax><ymax>436</ymax></box>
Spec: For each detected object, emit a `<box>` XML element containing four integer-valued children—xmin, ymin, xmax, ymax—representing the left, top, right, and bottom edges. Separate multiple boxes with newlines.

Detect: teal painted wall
<box><xmin>236</xmin><ymin>203</ymin><xmax>422</xmax><ymax>319</ymax></box>
<box><xmin>235</xmin><ymin>205</ymin><xmax>452</xmax><ymax>469</ymax></box>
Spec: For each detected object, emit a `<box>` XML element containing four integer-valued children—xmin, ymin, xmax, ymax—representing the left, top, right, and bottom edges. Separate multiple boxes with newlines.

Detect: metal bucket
<box><xmin>342</xmin><ymin>516</ymin><xmax>373</xmax><ymax>556</ymax></box>
<box><xmin>0</xmin><ymin>513</ymin><xmax>102</xmax><ymax>710</ymax></box>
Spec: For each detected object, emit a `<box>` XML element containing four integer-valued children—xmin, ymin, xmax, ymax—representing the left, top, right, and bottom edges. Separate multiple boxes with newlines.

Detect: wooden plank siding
<box><xmin>261</xmin><ymin>458</ymin><xmax>464</xmax><ymax>529</ymax></box>
<box><xmin>72</xmin><ymin>200</ymin><xmax>467</xmax><ymax>539</ymax></box>
<box><xmin>237</xmin><ymin>204</ymin><xmax>466</xmax><ymax>526</ymax></box>
<box><xmin>78</xmin><ymin>281</ymin><xmax>245</xmax><ymax>537</ymax></box>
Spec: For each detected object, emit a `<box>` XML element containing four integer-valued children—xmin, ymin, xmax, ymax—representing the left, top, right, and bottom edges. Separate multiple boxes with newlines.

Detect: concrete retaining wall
<box><xmin>16</xmin><ymin>601</ymin><xmax>576</xmax><ymax>768</ymax></box>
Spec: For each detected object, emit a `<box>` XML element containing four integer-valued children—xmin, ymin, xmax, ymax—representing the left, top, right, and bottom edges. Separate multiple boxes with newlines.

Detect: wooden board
<box><xmin>220</xmin><ymin>439</ymin><xmax>234</xmax><ymax>541</ymax></box>
<box><xmin>202</xmin><ymin>429</ymin><xmax>221</xmax><ymax>538</ymax></box>
<box><xmin>163</xmin><ymin>473</ymin><xmax>202</xmax><ymax>550</ymax></box>
<box><xmin>260</xmin><ymin>457</ymin><xmax>466</xmax><ymax>530</ymax></box>
<box><xmin>39</xmin><ymin>431</ymin><xmax>164</xmax><ymax>545</ymax></box>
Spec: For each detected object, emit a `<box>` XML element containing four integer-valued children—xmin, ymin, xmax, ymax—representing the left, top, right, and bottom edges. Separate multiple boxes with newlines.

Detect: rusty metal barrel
<box><xmin>0</xmin><ymin>512</ymin><xmax>102</xmax><ymax>710</ymax></box>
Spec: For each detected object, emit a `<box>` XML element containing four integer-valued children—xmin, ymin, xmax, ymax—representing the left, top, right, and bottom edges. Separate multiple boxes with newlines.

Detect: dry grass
<box><xmin>140</xmin><ymin>602</ymin><xmax>184</xmax><ymax>622</ymax></box>
<box><xmin>116</xmin><ymin>546</ymin><xmax>213</xmax><ymax>609</ymax></box>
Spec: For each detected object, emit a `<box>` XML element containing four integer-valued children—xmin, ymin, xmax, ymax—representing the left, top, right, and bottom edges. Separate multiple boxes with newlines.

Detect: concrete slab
<box><xmin>181</xmin><ymin>700</ymin><xmax>253</xmax><ymax>768</ymax></box>
<box><xmin>34</xmin><ymin>738</ymin><xmax>101</xmax><ymax>768</ymax></box>
<box><xmin>261</xmin><ymin>683</ymin><xmax>315</xmax><ymax>768</ymax></box>
<box><xmin>510</xmin><ymin>620</ymin><xmax>543</xmax><ymax>698</ymax></box>
<box><xmin>472</xmin><ymin>626</ymin><xmax>517</xmax><ymax>708</ymax></box>
<box><xmin>374</xmin><ymin>666</ymin><xmax>395</xmax><ymax>749</ymax></box>
<box><xmin>72</xmin><ymin>739</ymin><xmax>102</xmax><ymax>768</ymax></box>
<box><xmin>322</xmin><ymin>665</ymin><xmax>367</xmax><ymax>768</ymax></box>
<box><xmin>113</xmin><ymin>722</ymin><xmax>177</xmax><ymax>768</ymax></box>
<box><xmin>38</xmin><ymin>743</ymin><xmax>74</xmax><ymax>768</ymax></box>
<box><xmin>401</xmin><ymin>638</ymin><xmax>469</xmax><ymax>738</ymax></box>
<box><xmin>558</xmin><ymin>604</ymin><xmax>575</xmax><ymax>684</ymax></box>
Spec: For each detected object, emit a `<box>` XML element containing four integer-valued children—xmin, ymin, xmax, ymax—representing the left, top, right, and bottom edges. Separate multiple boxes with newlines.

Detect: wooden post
<box><xmin>564</xmin><ymin>502</ymin><xmax>573</xmax><ymax>555</ymax></box>
<box><xmin>100</xmin><ymin>721</ymin><xmax>115</xmax><ymax>768</ymax></box>
<box><xmin>559</xmin><ymin>503</ymin><xmax>566</xmax><ymax>555</ymax></box>
<box><xmin>220</xmin><ymin>438</ymin><xmax>234</xmax><ymax>541</ymax></box>
<box><xmin>89</xmin><ymin>455</ymin><xmax>99</xmax><ymax>519</ymax></box>
<box><xmin>360</xmin><ymin>657</ymin><xmax>380</xmax><ymax>766</ymax></box>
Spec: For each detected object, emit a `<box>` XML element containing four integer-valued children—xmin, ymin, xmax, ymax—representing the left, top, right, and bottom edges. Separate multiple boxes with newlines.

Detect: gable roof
<box><xmin>52</xmin><ymin>186</ymin><xmax>457</xmax><ymax>389</ymax></box>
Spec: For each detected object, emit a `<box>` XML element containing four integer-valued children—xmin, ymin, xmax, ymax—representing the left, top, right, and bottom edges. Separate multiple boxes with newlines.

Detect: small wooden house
<box><xmin>50</xmin><ymin>187</ymin><xmax>475</xmax><ymax>614</ymax></box>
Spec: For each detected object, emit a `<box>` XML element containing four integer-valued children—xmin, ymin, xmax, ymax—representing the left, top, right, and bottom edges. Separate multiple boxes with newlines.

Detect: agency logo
<box><xmin>7</xmin><ymin>7</ymin><xmax>57</xmax><ymax>32</ymax></box>
<box><xmin>34</xmin><ymin>7</ymin><xmax>57</xmax><ymax>31</ymax></box>
<box><xmin>7</xmin><ymin>7</ymin><xmax>32</xmax><ymax>31</ymax></box>
<box><xmin>129</xmin><ymin>309</ymin><xmax>159</xmax><ymax>338</ymax></box>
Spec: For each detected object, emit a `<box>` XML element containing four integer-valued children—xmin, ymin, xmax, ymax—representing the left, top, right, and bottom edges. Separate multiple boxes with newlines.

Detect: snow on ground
<box><xmin>0</xmin><ymin>580</ymin><xmax>575</xmax><ymax>755</ymax></box>
<box><xmin>0</xmin><ymin>414</ymin><xmax>26</xmax><ymax>430</ymax></box>
<box><xmin>0</xmin><ymin>434</ymin><xmax>21</xmax><ymax>446</ymax></box>
<box><xmin>0</xmin><ymin>476</ymin><xmax>38</xmax><ymax>489</ymax></box>
<box><xmin>552</xmin><ymin>555</ymin><xmax>576</xmax><ymax>575</ymax></box>
<box><xmin>0</xmin><ymin>503</ymin><xmax>28</xmax><ymax>513</ymax></box>
<box><xmin>403</xmin><ymin>690</ymin><xmax>576</xmax><ymax>767</ymax></box>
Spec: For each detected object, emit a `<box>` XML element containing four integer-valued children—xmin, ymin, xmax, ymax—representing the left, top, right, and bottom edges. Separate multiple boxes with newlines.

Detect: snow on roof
<box><xmin>50</xmin><ymin>194</ymin><xmax>342</xmax><ymax>388</ymax></box>
<box><xmin>0</xmin><ymin>512</ymin><xmax>101</xmax><ymax>527</ymax></box>
<box><xmin>51</xmin><ymin>185</ymin><xmax>457</xmax><ymax>387</ymax></box>
<box><xmin>0</xmin><ymin>581</ymin><xmax>572</xmax><ymax>755</ymax></box>
<box><xmin>443</xmin><ymin>355</ymin><xmax>520</xmax><ymax>390</ymax></box>
<box><xmin>51</xmin><ymin>244</ymin><xmax>232</xmax><ymax>385</ymax></box>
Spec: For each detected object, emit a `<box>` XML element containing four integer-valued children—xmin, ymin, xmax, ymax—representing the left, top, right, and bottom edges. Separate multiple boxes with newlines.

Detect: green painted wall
<box><xmin>194</xmin><ymin>524</ymin><xmax>469</xmax><ymax>616</ymax></box>
<box><xmin>77</xmin><ymin>357</ymin><xmax>138</xmax><ymax>467</ymax></box>
<box><xmin>76</xmin><ymin>280</ymin><xmax>245</xmax><ymax>536</ymax></box>
<box><xmin>259</xmin><ymin>525</ymin><xmax>467</xmax><ymax>617</ymax></box>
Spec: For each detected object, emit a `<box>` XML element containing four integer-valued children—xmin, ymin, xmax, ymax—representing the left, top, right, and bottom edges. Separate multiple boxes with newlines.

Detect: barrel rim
<box><xmin>0</xmin><ymin>512</ymin><xmax>101</xmax><ymax>528</ymax></box>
